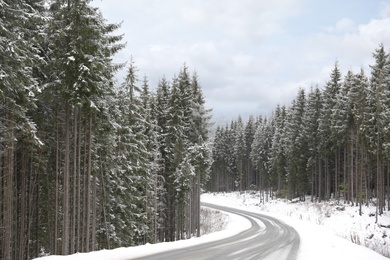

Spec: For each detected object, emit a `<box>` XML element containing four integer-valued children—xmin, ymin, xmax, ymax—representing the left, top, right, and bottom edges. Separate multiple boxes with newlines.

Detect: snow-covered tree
<box><xmin>208</xmin><ymin>44</ymin><xmax>389</xmax><ymax>216</ymax></box>
<box><xmin>303</xmin><ymin>86</ymin><xmax>322</xmax><ymax>202</ymax></box>
<box><xmin>367</xmin><ymin>44</ymin><xmax>390</xmax><ymax>218</ymax></box>
<box><xmin>243</xmin><ymin>116</ymin><xmax>256</xmax><ymax>190</ymax></box>
<box><xmin>318</xmin><ymin>62</ymin><xmax>342</xmax><ymax>201</ymax></box>
<box><xmin>0</xmin><ymin>1</ymin><xmax>46</xmax><ymax>259</ymax></box>
<box><xmin>269</xmin><ymin>105</ymin><xmax>287</xmax><ymax>195</ymax></box>
<box><xmin>234</xmin><ymin>116</ymin><xmax>246</xmax><ymax>190</ymax></box>
<box><xmin>284</xmin><ymin>89</ymin><xmax>307</xmax><ymax>199</ymax></box>
<box><xmin>38</xmin><ymin>0</ymin><xmax>124</xmax><ymax>254</ymax></box>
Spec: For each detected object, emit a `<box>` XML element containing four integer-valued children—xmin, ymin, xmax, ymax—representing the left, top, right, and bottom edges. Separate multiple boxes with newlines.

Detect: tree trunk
<box><xmin>387</xmin><ymin>162</ymin><xmax>390</xmax><ymax>211</ymax></box>
<box><xmin>350</xmin><ymin>135</ymin><xmax>354</xmax><ymax>206</ymax></box>
<box><xmin>343</xmin><ymin>148</ymin><xmax>347</xmax><ymax>202</ymax></box>
<box><xmin>359</xmin><ymin>147</ymin><xmax>363</xmax><ymax>216</ymax></box>
<box><xmin>335</xmin><ymin>151</ymin><xmax>338</xmax><ymax>200</ymax></box>
<box><xmin>196</xmin><ymin>173</ymin><xmax>201</xmax><ymax>237</ymax></box>
<box><xmin>376</xmin><ymin>150</ymin><xmax>380</xmax><ymax>223</ymax></box>
<box><xmin>27</xmin><ymin>148</ymin><xmax>37</xmax><ymax>260</ymax></box>
<box><xmin>2</xmin><ymin>112</ymin><xmax>14</xmax><ymax>260</ymax></box>
<box><xmin>71</xmin><ymin>108</ymin><xmax>78</xmax><ymax>254</ymax></box>
<box><xmin>76</xmin><ymin>110</ymin><xmax>82</xmax><ymax>252</ymax></box>
<box><xmin>99</xmin><ymin>156</ymin><xmax>110</xmax><ymax>248</ymax></box>
<box><xmin>63</xmin><ymin>104</ymin><xmax>71</xmax><ymax>255</ymax></box>
<box><xmin>318</xmin><ymin>160</ymin><xmax>322</xmax><ymax>202</ymax></box>
<box><xmin>54</xmin><ymin>112</ymin><xmax>60</xmax><ymax>254</ymax></box>
<box><xmin>85</xmin><ymin>115</ymin><xmax>92</xmax><ymax>251</ymax></box>
<box><xmin>19</xmin><ymin>141</ymin><xmax>28</xmax><ymax>260</ymax></box>
<box><xmin>91</xmin><ymin>174</ymin><xmax>97</xmax><ymax>251</ymax></box>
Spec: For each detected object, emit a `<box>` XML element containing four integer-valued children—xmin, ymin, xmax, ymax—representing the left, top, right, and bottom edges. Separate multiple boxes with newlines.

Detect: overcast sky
<box><xmin>92</xmin><ymin>0</ymin><xmax>390</xmax><ymax>124</ymax></box>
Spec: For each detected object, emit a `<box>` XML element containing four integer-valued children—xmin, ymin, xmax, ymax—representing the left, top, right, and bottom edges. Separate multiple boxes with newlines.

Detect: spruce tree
<box><xmin>318</xmin><ymin>62</ymin><xmax>342</xmax><ymax>201</ymax></box>
<box><xmin>0</xmin><ymin>1</ymin><xmax>45</xmax><ymax>258</ymax></box>
<box><xmin>303</xmin><ymin>87</ymin><xmax>322</xmax><ymax>201</ymax></box>
<box><xmin>269</xmin><ymin>105</ymin><xmax>287</xmax><ymax>195</ymax></box>
<box><xmin>284</xmin><ymin>89</ymin><xmax>307</xmax><ymax>199</ymax></box>
<box><xmin>40</xmin><ymin>0</ymin><xmax>124</xmax><ymax>254</ymax></box>
<box><xmin>368</xmin><ymin>44</ymin><xmax>389</xmax><ymax>218</ymax></box>
<box><xmin>234</xmin><ymin>116</ymin><xmax>246</xmax><ymax>191</ymax></box>
<box><xmin>349</xmin><ymin>69</ymin><xmax>370</xmax><ymax>212</ymax></box>
<box><xmin>244</xmin><ymin>116</ymin><xmax>256</xmax><ymax>190</ymax></box>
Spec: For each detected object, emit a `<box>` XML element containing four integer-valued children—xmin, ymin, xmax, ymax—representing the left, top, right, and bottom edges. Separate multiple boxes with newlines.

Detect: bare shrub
<box><xmin>200</xmin><ymin>207</ymin><xmax>229</xmax><ymax>235</ymax></box>
<box><xmin>350</xmin><ymin>231</ymin><xmax>361</xmax><ymax>245</ymax></box>
<box><xmin>313</xmin><ymin>203</ymin><xmax>333</xmax><ymax>218</ymax></box>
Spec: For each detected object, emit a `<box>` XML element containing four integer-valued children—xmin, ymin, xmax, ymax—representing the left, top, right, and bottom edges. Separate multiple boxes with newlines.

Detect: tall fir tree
<box><xmin>284</xmin><ymin>89</ymin><xmax>307</xmax><ymax>199</ymax></box>
<box><xmin>368</xmin><ymin>44</ymin><xmax>389</xmax><ymax>218</ymax></box>
<box><xmin>303</xmin><ymin>87</ymin><xmax>322</xmax><ymax>202</ymax></box>
<box><xmin>318</xmin><ymin>62</ymin><xmax>342</xmax><ymax>201</ymax></box>
<box><xmin>269</xmin><ymin>105</ymin><xmax>287</xmax><ymax>195</ymax></box>
<box><xmin>0</xmin><ymin>1</ymin><xmax>46</xmax><ymax>259</ymax></box>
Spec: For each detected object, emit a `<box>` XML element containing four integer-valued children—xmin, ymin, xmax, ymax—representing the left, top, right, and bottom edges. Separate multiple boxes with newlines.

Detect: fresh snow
<box><xmin>35</xmin><ymin>192</ymin><xmax>389</xmax><ymax>260</ymax></box>
<box><xmin>202</xmin><ymin>192</ymin><xmax>389</xmax><ymax>260</ymax></box>
<box><xmin>34</xmin><ymin>211</ymin><xmax>250</xmax><ymax>260</ymax></box>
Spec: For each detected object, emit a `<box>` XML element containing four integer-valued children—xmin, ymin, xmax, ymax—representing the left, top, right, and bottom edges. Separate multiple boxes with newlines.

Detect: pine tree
<box><xmin>1</xmin><ymin>0</ymin><xmax>215</xmax><ymax>256</ymax></box>
<box><xmin>39</xmin><ymin>0</ymin><xmax>124</xmax><ymax>254</ymax></box>
<box><xmin>331</xmin><ymin>71</ymin><xmax>354</xmax><ymax>203</ymax></box>
<box><xmin>269</xmin><ymin>105</ymin><xmax>287</xmax><ymax>196</ymax></box>
<box><xmin>284</xmin><ymin>89</ymin><xmax>307</xmax><ymax>200</ymax></box>
<box><xmin>318</xmin><ymin>62</ymin><xmax>342</xmax><ymax>201</ymax></box>
<box><xmin>251</xmin><ymin>116</ymin><xmax>274</xmax><ymax>201</ymax></box>
<box><xmin>154</xmin><ymin>77</ymin><xmax>171</xmax><ymax>241</ymax></box>
<box><xmin>110</xmin><ymin>59</ymin><xmax>153</xmax><ymax>246</ymax></box>
<box><xmin>209</xmin><ymin>45</ymin><xmax>389</xmax><ymax>217</ymax></box>
<box><xmin>0</xmin><ymin>1</ymin><xmax>45</xmax><ymax>258</ymax></box>
<box><xmin>210</xmin><ymin>126</ymin><xmax>227</xmax><ymax>191</ymax></box>
<box><xmin>367</xmin><ymin>44</ymin><xmax>389</xmax><ymax>219</ymax></box>
<box><xmin>348</xmin><ymin>69</ymin><xmax>370</xmax><ymax>213</ymax></box>
<box><xmin>187</xmin><ymin>72</ymin><xmax>212</xmax><ymax>237</ymax></box>
<box><xmin>226</xmin><ymin>121</ymin><xmax>238</xmax><ymax>190</ymax></box>
<box><xmin>234</xmin><ymin>116</ymin><xmax>246</xmax><ymax>191</ymax></box>
<box><xmin>244</xmin><ymin>116</ymin><xmax>256</xmax><ymax>190</ymax></box>
<box><xmin>303</xmin><ymin>87</ymin><xmax>322</xmax><ymax>202</ymax></box>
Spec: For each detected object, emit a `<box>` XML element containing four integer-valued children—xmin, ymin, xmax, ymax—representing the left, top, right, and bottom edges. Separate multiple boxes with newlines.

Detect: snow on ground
<box><xmin>35</xmin><ymin>191</ymin><xmax>389</xmax><ymax>260</ymax></box>
<box><xmin>34</xmin><ymin>210</ymin><xmax>250</xmax><ymax>260</ymax></box>
<box><xmin>202</xmin><ymin>191</ymin><xmax>390</xmax><ymax>260</ymax></box>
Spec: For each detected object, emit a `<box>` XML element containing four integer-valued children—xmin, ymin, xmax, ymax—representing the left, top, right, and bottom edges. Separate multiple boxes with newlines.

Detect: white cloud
<box><xmin>304</xmin><ymin>17</ymin><xmax>390</xmax><ymax>75</ymax></box>
<box><xmin>358</xmin><ymin>18</ymin><xmax>390</xmax><ymax>45</ymax></box>
<box><xmin>232</xmin><ymin>54</ymin><xmax>254</xmax><ymax>70</ymax></box>
<box><xmin>335</xmin><ymin>18</ymin><xmax>356</xmax><ymax>32</ymax></box>
<box><xmin>324</xmin><ymin>18</ymin><xmax>356</xmax><ymax>33</ymax></box>
<box><xmin>92</xmin><ymin>0</ymin><xmax>390</xmax><ymax>124</ymax></box>
<box><xmin>213</xmin><ymin>0</ymin><xmax>305</xmax><ymax>40</ymax></box>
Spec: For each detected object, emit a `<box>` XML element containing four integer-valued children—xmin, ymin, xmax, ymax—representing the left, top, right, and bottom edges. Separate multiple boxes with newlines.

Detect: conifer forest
<box><xmin>208</xmin><ymin>46</ymin><xmax>390</xmax><ymax>224</ymax></box>
<box><xmin>1</xmin><ymin>1</ymin><xmax>390</xmax><ymax>260</ymax></box>
<box><xmin>1</xmin><ymin>1</ymin><xmax>212</xmax><ymax>259</ymax></box>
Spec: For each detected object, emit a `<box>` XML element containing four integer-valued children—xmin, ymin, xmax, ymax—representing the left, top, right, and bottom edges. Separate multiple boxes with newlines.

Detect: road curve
<box><xmin>133</xmin><ymin>202</ymin><xmax>300</xmax><ymax>260</ymax></box>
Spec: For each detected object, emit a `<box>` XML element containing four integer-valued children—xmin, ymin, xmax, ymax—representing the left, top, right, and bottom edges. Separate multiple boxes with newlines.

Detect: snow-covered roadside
<box><xmin>35</xmin><ymin>191</ymin><xmax>389</xmax><ymax>260</ymax></box>
<box><xmin>34</xmin><ymin>210</ymin><xmax>250</xmax><ymax>260</ymax></box>
<box><xmin>202</xmin><ymin>192</ymin><xmax>390</xmax><ymax>260</ymax></box>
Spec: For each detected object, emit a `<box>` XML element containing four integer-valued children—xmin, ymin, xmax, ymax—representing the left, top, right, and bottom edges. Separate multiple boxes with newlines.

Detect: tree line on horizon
<box><xmin>0</xmin><ymin>0</ymin><xmax>212</xmax><ymax>259</ymax></box>
<box><xmin>208</xmin><ymin>44</ymin><xmax>390</xmax><ymax>221</ymax></box>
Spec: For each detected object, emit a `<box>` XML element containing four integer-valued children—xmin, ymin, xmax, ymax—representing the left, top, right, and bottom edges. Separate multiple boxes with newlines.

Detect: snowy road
<box><xmin>132</xmin><ymin>202</ymin><xmax>300</xmax><ymax>260</ymax></box>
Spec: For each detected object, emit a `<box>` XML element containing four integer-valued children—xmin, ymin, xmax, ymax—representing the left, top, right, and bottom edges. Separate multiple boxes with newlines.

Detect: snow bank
<box><xmin>35</xmin><ymin>192</ymin><xmax>388</xmax><ymax>260</ymax></box>
<box><xmin>34</xmin><ymin>209</ymin><xmax>250</xmax><ymax>260</ymax></box>
<box><xmin>202</xmin><ymin>192</ymin><xmax>390</xmax><ymax>260</ymax></box>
